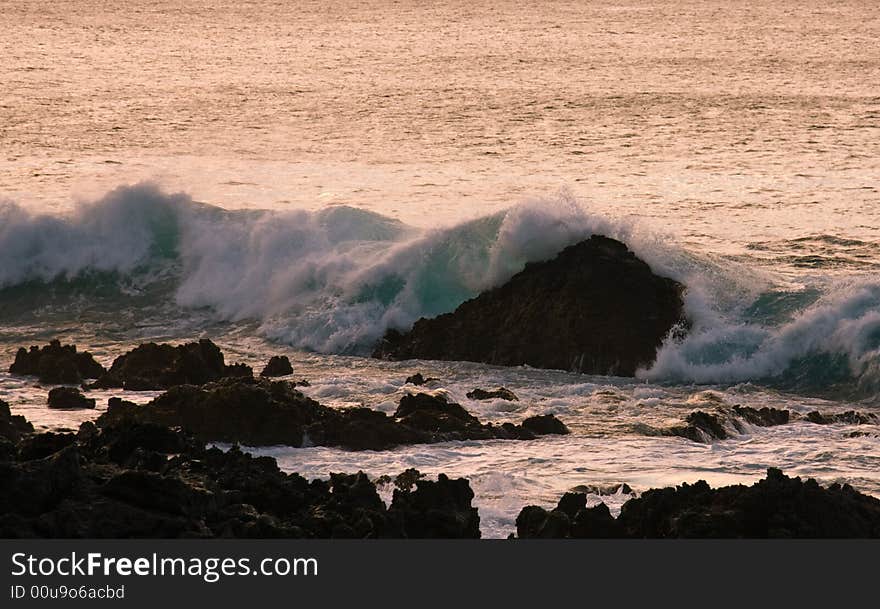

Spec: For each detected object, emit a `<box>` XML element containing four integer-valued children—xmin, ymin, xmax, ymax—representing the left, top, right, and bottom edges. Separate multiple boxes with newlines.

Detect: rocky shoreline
<box><xmin>3</xmin><ymin>338</ymin><xmax>880</xmax><ymax>538</ymax></box>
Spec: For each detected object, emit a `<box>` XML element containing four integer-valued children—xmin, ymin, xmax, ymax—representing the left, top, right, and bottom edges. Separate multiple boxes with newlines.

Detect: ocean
<box><xmin>1</xmin><ymin>0</ymin><xmax>878</xmax><ymax>537</ymax></box>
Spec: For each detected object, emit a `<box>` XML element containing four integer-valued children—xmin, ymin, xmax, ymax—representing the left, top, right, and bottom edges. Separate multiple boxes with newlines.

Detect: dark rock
<box><xmin>9</xmin><ymin>339</ymin><xmax>105</xmax><ymax>384</ymax></box>
<box><xmin>91</xmin><ymin>339</ymin><xmax>247</xmax><ymax>391</ymax></box>
<box><xmin>224</xmin><ymin>363</ymin><xmax>254</xmax><ymax>379</ymax></box>
<box><xmin>570</xmin><ymin>483</ymin><xmax>633</xmax><ymax>496</ymax></box>
<box><xmin>47</xmin><ymin>387</ymin><xmax>96</xmax><ymax>409</ymax></box>
<box><xmin>555</xmin><ymin>492</ymin><xmax>587</xmax><ymax>518</ymax></box>
<box><xmin>668</xmin><ymin>410</ymin><xmax>728</xmax><ymax>442</ymax></box>
<box><xmin>394</xmin><ymin>468</ymin><xmax>424</xmax><ymax>491</ymax></box>
<box><xmin>516</xmin><ymin>468</ymin><xmax>880</xmax><ymax>538</ymax></box>
<box><xmin>260</xmin><ymin>356</ymin><xmax>293</xmax><ymax>377</ymax></box>
<box><xmin>95</xmin><ymin>380</ymin><xmax>568</xmax><ymax>450</ymax></box>
<box><xmin>17</xmin><ymin>433</ymin><xmax>76</xmax><ymax>461</ymax></box>
<box><xmin>522</xmin><ymin>414</ymin><xmax>570</xmax><ymax>435</ymax></box>
<box><xmin>467</xmin><ymin>387</ymin><xmax>519</xmax><ymax>401</ymax></box>
<box><xmin>807</xmin><ymin>410</ymin><xmax>877</xmax><ymax>425</ymax></box>
<box><xmin>389</xmin><ymin>473</ymin><xmax>480</xmax><ymax>538</ymax></box>
<box><xmin>0</xmin><ymin>399</ymin><xmax>33</xmax><ymax>443</ymax></box>
<box><xmin>733</xmin><ymin>405</ymin><xmax>790</xmax><ymax>426</ymax></box>
<box><xmin>405</xmin><ymin>373</ymin><xmax>437</xmax><ymax>386</ymax></box>
<box><xmin>665</xmin><ymin>405</ymin><xmax>793</xmax><ymax>443</ymax></box>
<box><xmin>0</xmin><ymin>409</ymin><xmax>485</xmax><ymax>538</ymax></box>
<box><xmin>373</xmin><ymin>236</ymin><xmax>687</xmax><ymax>375</ymax></box>
<box><xmin>515</xmin><ymin>505</ymin><xmax>571</xmax><ymax>538</ymax></box>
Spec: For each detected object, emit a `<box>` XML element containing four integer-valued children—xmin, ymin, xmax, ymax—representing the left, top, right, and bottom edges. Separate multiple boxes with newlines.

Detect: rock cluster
<box><xmin>9</xmin><ymin>340</ymin><xmax>105</xmax><ymax>384</ymax></box>
<box><xmin>0</xmin><ymin>417</ymin><xmax>481</xmax><ymax>538</ymax></box>
<box><xmin>90</xmin><ymin>339</ymin><xmax>252</xmax><ymax>390</ymax></box>
<box><xmin>515</xmin><ymin>468</ymin><xmax>880</xmax><ymax>538</ymax></box>
<box><xmin>95</xmin><ymin>379</ymin><xmax>569</xmax><ymax>450</ymax></box>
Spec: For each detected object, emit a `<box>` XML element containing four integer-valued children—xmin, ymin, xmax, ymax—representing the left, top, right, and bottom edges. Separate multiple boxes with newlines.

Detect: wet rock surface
<box><xmin>47</xmin><ymin>386</ymin><xmax>96</xmax><ymax>409</ymax></box>
<box><xmin>9</xmin><ymin>340</ymin><xmax>105</xmax><ymax>384</ymax></box>
<box><xmin>0</xmin><ymin>414</ymin><xmax>482</xmax><ymax>538</ymax></box>
<box><xmin>0</xmin><ymin>399</ymin><xmax>33</xmax><ymax>443</ymax></box>
<box><xmin>95</xmin><ymin>379</ymin><xmax>569</xmax><ymax>450</ymax></box>
<box><xmin>373</xmin><ymin>236</ymin><xmax>687</xmax><ymax>375</ymax></box>
<box><xmin>466</xmin><ymin>387</ymin><xmax>518</xmax><ymax>401</ymax></box>
<box><xmin>260</xmin><ymin>355</ymin><xmax>293</xmax><ymax>377</ymax></box>
<box><xmin>515</xmin><ymin>469</ymin><xmax>880</xmax><ymax>538</ymax></box>
<box><xmin>90</xmin><ymin>339</ymin><xmax>252</xmax><ymax>390</ymax></box>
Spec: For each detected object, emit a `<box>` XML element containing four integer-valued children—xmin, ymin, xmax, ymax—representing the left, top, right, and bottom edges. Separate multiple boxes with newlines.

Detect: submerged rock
<box><xmin>373</xmin><ymin>236</ymin><xmax>687</xmax><ymax>375</ymax></box>
<box><xmin>515</xmin><ymin>468</ymin><xmax>880</xmax><ymax>538</ymax></box>
<box><xmin>95</xmin><ymin>379</ymin><xmax>569</xmax><ymax>450</ymax></box>
<box><xmin>91</xmin><ymin>339</ymin><xmax>252</xmax><ymax>390</ymax></box>
<box><xmin>47</xmin><ymin>387</ymin><xmax>96</xmax><ymax>409</ymax></box>
<box><xmin>9</xmin><ymin>339</ymin><xmax>105</xmax><ymax>384</ymax></box>
<box><xmin>0</xmin><ymin>412</ymin><xmax>482</xmax><ymax>538</ymax></box>
<box><xmin>404</xmin><ymin>373</ymin><xmax>437</xmax><ymax>386</ymax></box>
<box><xmin>466</xmin><ymin>387</ymin><xmax>519</xmax><ymax>401</ymax></box>
<box><xmin>665</xmin><ymin>406</ymin><xmax>792</xmax><ymax>443</ymax></box>
<box><xmin>806</xmin><ymin>410</ymin><xmax>877</xmax><ymax>425</ymax></box>
<box><xmin>260</xmin><ymin>355</ymin><xmax>293</xmax><ymax>377</ymax></box>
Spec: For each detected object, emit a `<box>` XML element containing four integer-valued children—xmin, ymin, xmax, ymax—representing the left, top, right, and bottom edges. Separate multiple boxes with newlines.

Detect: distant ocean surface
<box><xmin>1</xmin><ymin>0</ymin><xmax>878</xmax><ymax>537</ymax></box>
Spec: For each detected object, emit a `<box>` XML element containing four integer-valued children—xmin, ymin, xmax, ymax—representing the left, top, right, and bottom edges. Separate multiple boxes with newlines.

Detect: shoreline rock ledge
<box><xmin>373</xmin><ymin>235</ymin><xmax>687</xmax><ymax>375</ymax></box>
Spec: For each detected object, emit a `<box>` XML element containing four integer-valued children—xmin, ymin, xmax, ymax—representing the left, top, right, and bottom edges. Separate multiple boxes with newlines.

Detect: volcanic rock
<box><xmin>515</xmin><ymin>468</ymin><xmax>880</xmax><ymax>538</ymax></box>
<box><xmin>467</xmin><ymin>387</ymin><xmax>519</xmax><ymax>401</ymax></box>
<box><xmin>95</xmin><ymin>379</ymin><xmax>569</xmax><ymax>450</ymax></box>
<box><xmin>0</xmin><ymin>399</ymin><xmax>33</xmax><ymax>443</ymax></box>
<box><xmin>47</xmin><ymin>387</ymin><xmax>96</xmax><ymax>409</ymax></box>
<box><xmin>373</xmin><ymin>236</ymin><xmax>687</xmax><ymax>375</ymax></box>
<box><xmin>260</xmin><ymin>356</ymin><xmax>293</xmax><ymax>377</ymax></box>
<box><xmin>91</xmin><ymin>339</ymin><xmax>251</xmax><ymax>390</ymax></box>
<box><xmin>9</xmin><ymin>339</ymin><xmax>105</xmax><ymax>384</ymax></box>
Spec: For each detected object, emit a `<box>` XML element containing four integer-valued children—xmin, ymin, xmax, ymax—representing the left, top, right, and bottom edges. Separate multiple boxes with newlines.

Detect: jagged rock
<box><xmin>666</xmin><ymin>406</ymin><xmax>792</xmax><ymax>443</ymax></box>
<box><xmin>522</xmin><ymin>414</ymin><xmax>570</xmax><ymax>435</ymax></box>
<box><xmin>733</xmin><ymin>405</ymin><xmax>791</xmax><ymax>426</ymax></box>
<box><xmin>95</xmin><ymin>380</ymin><xmax>568</xmax><ymax>451</ymax></box>
<box><xmin>0</xmin><ymin>399</ymin><xmax>33</xmax><ymax>443</ymax></box>
<box><xmin>90</xmin><ymin>339</ymin><xmax>250</xmax><ymax>391</ymax></box>
<box><xmin>260</xmin><ymin>356</ymin><xmax>293</xmax><ymax>377</ymax></box>
<box><xmin>807</xmin><ymin>410</ymin><xmax>877</xmax><ymax>425</ymax></box>
<box><xmin>516</xmin><ymin>493</ymin><xmax>622</xmax><ymax>539</ymax></box>
<box><xmin>405</xmin><ymin>373</ymin><xmax>437</xmax><ymax>386</ymax></box>
<box><xmin>17</xmin><ymin>433</ymin><xmax>76</xmax><ymax>461</ymax></box>
<box><xmin>570</xmin><ymin>483</ymin><xmax>633</xmax><ymax>496</ymax></box>
<box><xmin>9</xmin><ymin>339</ymin><xmax>105</xmax><ymax>384</ymax></box>
<box><xmin>467</xmin><ymin>387</ymin><xmax>519</xmax><ymax>401</ymax></box>
<box><xmin>47</xmin><ymin>387</ymin><xmax>96</xmax><ymax>409</ymax></box>
<box><xmin>516</xmin><ymin>469</ymin><xmax>880</xmax><ymax>538</ymax></box>
<box><xmin>0</xmin><ymin>410</ymin><xmax>484</xmax><ymax>539</ymax></box>
<box><xmin>373</xmin><ymin>236</ymin><xmax>687</xmax><ymax>375</ymax></box>
<box><xmin>388</xmin><ymin>473</ymin><xmax>480</xmax><ymax>538</ymax></box>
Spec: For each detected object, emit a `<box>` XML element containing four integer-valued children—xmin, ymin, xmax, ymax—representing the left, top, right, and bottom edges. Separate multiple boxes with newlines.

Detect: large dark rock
<box><xmin>95</xmin><ymin>379</ymin><xmax>568</xmax><ymax>450</ymax></box>
<box><xmin>0</xmin><ymin>399</ymin><xmax>33</xmax><ymax>443</ymax></box>
<box><xmin>0</xmin><ymin>411</ymin><xmax>484</xmax><ymax>539</ymax></box>
<box><xmin>515</xmin><ymin>469</ymin><xmax>880</xmax><ymax>538</ymax></box>
<box><xmin>373</xmin><ymin>236</ymin><xmax>687</xmax><ymax>375</ymax></box>
<box><xmin>260</xmin><ymin>356</ymin><xmax>293</xmax><ymax>377</ymax></box>
<box><xmin>91</xmin><ymin>339</ymin><xmax>252</xmax><ymax>390</ymax></box>
<box><xmin>47</xmin><ymin>387</ymin><xmax>96</xmax><ymax>409</ymax></box>
<box><xmin>388</xmin><ymin>473</ymin><xmax>480</xmax><ymax>538</ymax></box>
<box><xmin>9</xmin><ymin>339</ymin><xmax>105</xmax><ymax>384</ymax></box>
<box><xmin>467</xmin><ymin>387</ymin><xmax>519</xmax><ymax>401</ymax></box>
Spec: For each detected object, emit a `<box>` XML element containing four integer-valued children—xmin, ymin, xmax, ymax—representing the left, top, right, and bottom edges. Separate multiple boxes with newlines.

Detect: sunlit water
<box><xmin>1</xmin><ymin>0</ymin><xmax>878</xmax><ymax>537</ymax></box>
